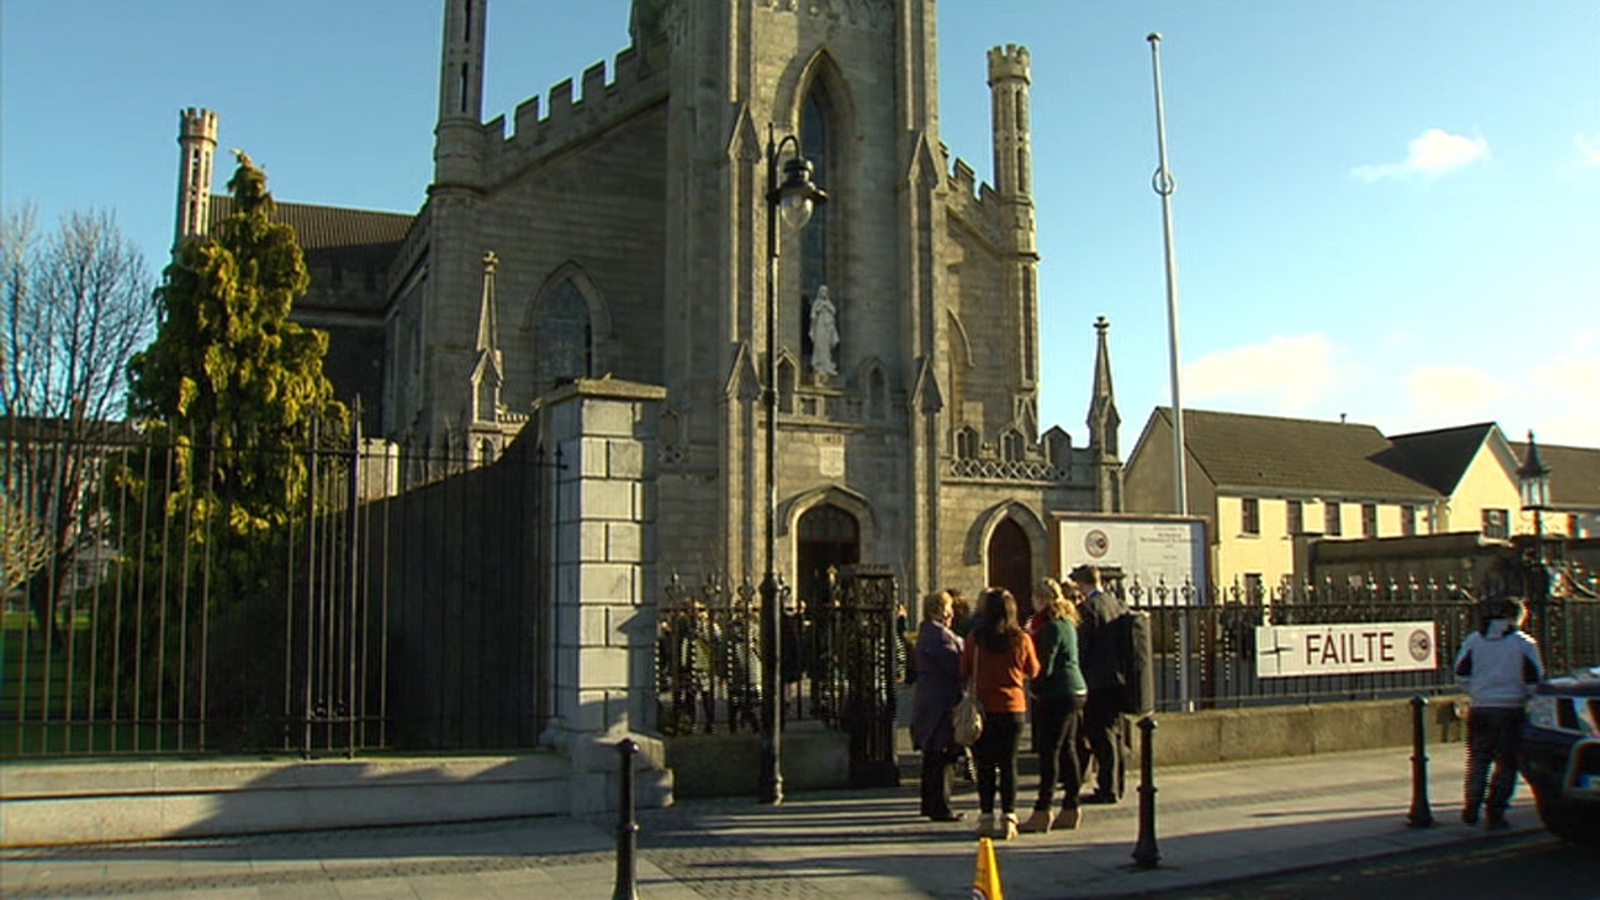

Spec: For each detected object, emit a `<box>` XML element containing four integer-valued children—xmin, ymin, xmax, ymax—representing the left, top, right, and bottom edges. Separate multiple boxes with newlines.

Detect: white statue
<box><xmin>809</xmin><ymin>284</ymin><xmax>839</xmax><ymax>377</ymax></box>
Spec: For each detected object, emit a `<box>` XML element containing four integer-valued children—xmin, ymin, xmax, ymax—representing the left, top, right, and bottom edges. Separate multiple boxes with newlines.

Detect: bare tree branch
<box><xmin>1</xmin><ymin>489</ymin><xmax>52</xmax><ymax>598</ymax></box>
<box><xmin>2</xmin><ymin>204</ymin><xmax>154</xmax><ymax>639</ymax></box>
<box><xmin>3</xmin><ymin>206</ymin><xmax>154</xmax><ymax>423</ymax></box>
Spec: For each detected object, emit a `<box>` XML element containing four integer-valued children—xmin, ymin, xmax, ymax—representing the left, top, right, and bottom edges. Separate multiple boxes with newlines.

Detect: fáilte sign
<box><xmin>1255</xmin><ymin>621</ymin><xmax>1437</xmax><ymax>678</ymax></box>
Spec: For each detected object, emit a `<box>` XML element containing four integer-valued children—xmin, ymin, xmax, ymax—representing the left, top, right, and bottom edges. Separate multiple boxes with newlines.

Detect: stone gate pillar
<box><xmin>536</xmin><ymin>378</ymin><xmax>672</xmax><ymax>813</ymax></box>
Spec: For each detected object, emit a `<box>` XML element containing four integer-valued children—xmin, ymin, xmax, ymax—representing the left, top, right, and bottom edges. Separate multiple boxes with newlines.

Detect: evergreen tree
<box><xmin>127</xmin><ymin>151</ymin><xmax>345</xmax><ymax>542</ymax></box>
<box><xmin>98</xmin><ymin>153</ymin><xmax>346</xmax><ymax>747</ymax></box>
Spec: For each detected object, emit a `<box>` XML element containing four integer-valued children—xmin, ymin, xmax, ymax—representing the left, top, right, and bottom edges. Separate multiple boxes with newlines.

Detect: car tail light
<box><xmin>1527</xmin><ymin>695</ymin><xmax>1560</xmax><ymax>730</ymax></box>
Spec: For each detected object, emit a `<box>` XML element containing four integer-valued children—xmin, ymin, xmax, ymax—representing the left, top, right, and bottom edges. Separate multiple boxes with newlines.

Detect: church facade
<box><xmin>173</xmin><ymin>0</ymin><xmax>1123</xmax><ymax>605</ymax></box>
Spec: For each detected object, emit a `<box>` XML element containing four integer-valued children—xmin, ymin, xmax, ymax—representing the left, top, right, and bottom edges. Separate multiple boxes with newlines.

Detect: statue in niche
<box><xmin>809</xmin><ymin>284</ymin><xmax>839</xmax><ymax>378</ymax></box>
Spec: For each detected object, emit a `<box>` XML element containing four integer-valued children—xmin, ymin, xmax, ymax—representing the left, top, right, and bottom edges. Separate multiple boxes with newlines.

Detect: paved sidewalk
<box><xmin>0</xmin><ymin>742</ymin><xmax>1545</xmax><ymax>899</ymax></box>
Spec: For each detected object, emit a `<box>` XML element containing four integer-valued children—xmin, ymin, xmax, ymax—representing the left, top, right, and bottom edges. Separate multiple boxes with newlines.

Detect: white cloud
<box><xmin>1184</xmin><ymin>334</ymin><xmax>1335</xmax><ymax>413</ymax></box>
<box><xmin>1352</xmin><ymin>128</ymin><xmax>1490</xmax><ymax>182</ymax></box>
<box><xmin>1404</xmin><ymin>365</ymin><xmax>1509</xmax><ymax>420</ymax></box>
<box><xmin>1577</xmin><ymin>132</ymin><xmax>1600</xmax><ymax>167</ymax></box>
<box><xmin>1531</xmin><ymin>328</ymin><xmax>1600</xmax><ymax>398</ymax></box>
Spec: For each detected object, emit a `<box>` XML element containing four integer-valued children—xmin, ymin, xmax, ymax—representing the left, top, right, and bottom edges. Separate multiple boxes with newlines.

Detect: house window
<box><xmin>1244</xmin><ymin>573</ymin><xmax>1264</xmax><ymax>604</ymax></box>
<box><xmin>1324</xmin><ymin>501</ymin><xmax>1342</xmax><ymax>537</ymax></box>
<box><xmin>1401</xmin><ymin>505</ymin><xmax>1417</xmax><ymax>536</ymax></box>
<box><xmin>1483</xmin><ymin>508</ymin><xmax>1510</xmax><ymax>539</ymax></box>
<box><xmin>1241</xmin><ymin>498</ymin><xmax>1260</xmax><ymax>536</ymax></box>
<box><xmin>1362</xmin><ymin>503</ymin><xmax>1378</xmax><ymax>538</ymax></box>
<box><xmin>1286</xmin><ymin>500</ymin><xmax>1303</xmax><ymax>535</ymax></box>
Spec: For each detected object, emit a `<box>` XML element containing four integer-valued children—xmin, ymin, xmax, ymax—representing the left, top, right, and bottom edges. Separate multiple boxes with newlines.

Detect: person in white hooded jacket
<box><xmin>1452</xmin><ymin>595</ymin><xmax>1543</xmax><ymax>829</ymax></box>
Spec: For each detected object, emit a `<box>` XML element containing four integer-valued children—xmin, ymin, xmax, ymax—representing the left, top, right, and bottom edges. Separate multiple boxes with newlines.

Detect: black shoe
<box><xmin>928</xmin><ymin>811</ymin><xmax>965</xmax><ymax>822</ymax></box>
<box><xmin>1485</xmin><ymin>814</ymin><xmax>1510</xmax><ymax>831</ymax></box>
<box><xmin>1461</xmin><ymin>808</ymin><xmax>1479</xmax><ymax>826</ymax></box>
<box><xmin>1082</xmin><ymin>791</ymin><xmax>1119</xmax><ymax>805</ymax></box>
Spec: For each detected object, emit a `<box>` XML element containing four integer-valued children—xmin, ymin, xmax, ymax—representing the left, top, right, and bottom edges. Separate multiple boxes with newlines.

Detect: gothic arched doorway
<box><xmin>796</xmin><ymin>504</ymin><xmax>860</xmax><ymax>612</ymax></box>
<box><xmin>986</xmin><ymin>518</ymin><xmax>1033</xmax><ymax>616</ymax></box>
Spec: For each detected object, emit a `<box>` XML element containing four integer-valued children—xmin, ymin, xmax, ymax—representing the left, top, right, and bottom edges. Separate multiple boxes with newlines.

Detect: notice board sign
<box><xmin>1255</xmin><ymin>621</ymin><xmax>1437</xmax><ymax>678</ymax></box>
<box><xmin>1053</xmin><ymin>514</ymin><xmax>1208</xmax><ymax>604</ymax></box>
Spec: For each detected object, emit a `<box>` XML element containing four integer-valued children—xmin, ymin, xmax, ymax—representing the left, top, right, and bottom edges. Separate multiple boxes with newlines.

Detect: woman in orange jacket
<box><xmin>959</xmin><ymin>587</ymin><xmax>1041</xmax><ymax>840</ymax></box>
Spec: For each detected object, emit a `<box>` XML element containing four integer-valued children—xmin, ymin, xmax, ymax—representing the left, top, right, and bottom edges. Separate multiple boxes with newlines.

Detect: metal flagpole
<box><xmin>1148</xmin><ymin>32</ymin><xmax>1187</xmax><ymax>519</ymax></box>
<box><xmin>1149</xmin><ymin>32</ymin><xmax>1195</xmax><ymax>712</ymax></box>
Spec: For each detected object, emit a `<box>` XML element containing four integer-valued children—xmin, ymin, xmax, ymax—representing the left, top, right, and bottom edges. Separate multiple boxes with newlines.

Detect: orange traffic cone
<box><xmin>973</xmin><ymin>835</ymin><xmax>1004</xmax><ymax>900</ymax></box>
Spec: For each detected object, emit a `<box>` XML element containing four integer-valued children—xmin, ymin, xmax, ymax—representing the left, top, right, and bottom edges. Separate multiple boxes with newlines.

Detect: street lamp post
<box><xmin>759</xmin><ymin>124</ymin><xmax>828</xmax><ymax>806</ymax></box>
<box><xmin>1516</xmin><ymin>430</ymin><xmax>1552</xmax><ymax>661</ymax></box>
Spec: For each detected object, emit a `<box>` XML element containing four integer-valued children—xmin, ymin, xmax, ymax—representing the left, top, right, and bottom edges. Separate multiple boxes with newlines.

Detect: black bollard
<box><xmin>1131</xmin><ymin>716</ymin><xmax>1161</xmax><ymax>869</ymax></box>
<box><xmin>1406</xmin><ymin>695</ymin><xmax>1434</xmax><ymax>828</ymax></box>
<box><xmin>614</xmin><ymin>738</ymin><xmax>641</xmax><ymax>900</ymax></box>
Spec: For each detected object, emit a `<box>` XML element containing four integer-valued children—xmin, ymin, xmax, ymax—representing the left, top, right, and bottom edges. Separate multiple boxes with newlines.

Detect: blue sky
<box><xmin>4</xmin><ymin>0</ymin><xmax>1597</xmax><ymax>450</ymax></box>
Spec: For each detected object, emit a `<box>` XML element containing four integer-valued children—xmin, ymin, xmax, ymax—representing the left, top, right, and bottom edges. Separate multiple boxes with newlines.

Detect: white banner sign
<box><xmin>1255</xmin><ymin>621</ymin><xmax>1437</xmax><ymax>678</ymax></box>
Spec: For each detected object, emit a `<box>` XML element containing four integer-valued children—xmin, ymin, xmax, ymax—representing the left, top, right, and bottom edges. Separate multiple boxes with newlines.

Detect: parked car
<box><xmin>1519</xmin><ymin>666</ymin><xmax>1600</xmax><ymax>844</ymax></box>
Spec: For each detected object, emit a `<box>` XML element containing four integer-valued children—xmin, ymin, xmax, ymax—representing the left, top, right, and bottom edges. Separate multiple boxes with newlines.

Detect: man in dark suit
<box><xmin>1069</xmin><ymin>564</ymin><xmax>1126</xmax><ymax>803</ymax></box>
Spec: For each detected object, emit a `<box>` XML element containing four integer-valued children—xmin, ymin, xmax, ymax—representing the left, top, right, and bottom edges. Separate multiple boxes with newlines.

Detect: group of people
<box><xmin>909</xmin><ymin>564</ymin><xmax>1129</xmax><ymax>840</ymax></box>
<box><xmin>913</xmin><ymin>570</ymin><xmax>1550</xmax><ymax>838</ymax></box>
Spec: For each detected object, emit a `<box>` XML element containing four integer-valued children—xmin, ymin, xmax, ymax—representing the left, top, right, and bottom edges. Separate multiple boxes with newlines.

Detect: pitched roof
<box><xmin>207</xmin><ymin>196</ymin><xmax>413</xmax><ymax>251</ymax></box>
<box><xmin>1508</xmin><ymin>440</ymin><xmax>1600</xmax><ymax>511</ymax></box>
<box><xmin>1372</xmin><ymin>422</ymin><xmax>1497</xmax><ymax>494</ymax></box>
<box><xmin>1154</xmin><ymin>407</ymin><xmax>1440</xmax><ymax>500</ymax></box>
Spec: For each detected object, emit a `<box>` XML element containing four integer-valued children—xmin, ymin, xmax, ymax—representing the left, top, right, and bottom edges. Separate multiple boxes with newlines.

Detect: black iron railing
<box><xmin>2</xmin><ymin>419</ymin><xmax>550</xmax><ymax>759</ymax></box>
<box><xmin>1123</xmin><ymin>578</ymin><xmax>1598</xmax><ymax>711</ymax></box>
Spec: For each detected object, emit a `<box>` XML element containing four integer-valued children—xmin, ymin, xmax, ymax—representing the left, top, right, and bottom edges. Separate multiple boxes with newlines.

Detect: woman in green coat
<box><xmin>1021</xmin><ymin>579</ymin><xmax>1089</xmax><ymax>833</ymax></box>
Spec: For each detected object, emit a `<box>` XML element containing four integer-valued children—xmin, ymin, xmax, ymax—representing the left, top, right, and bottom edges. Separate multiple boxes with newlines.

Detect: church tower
<box><xmin>374</xmin><ymin>0</ymin><xmax>1116</xmax><ymax>602</ymax></box>
<box><xmin>415</xmin><ymin>0</ymin><xmax>490</xmax><ymax>443</ymax></box>
<box><xmin>987</xmin><ymin>44</ymin><xmax>1040</xmax><ymax>405</ymax></box>
<box><xmin>174</xmin><ymin>107</ymin><xmax>218</xmax><ymax>244</ymax></box>
<box><xmin>435</xmin><ymin>0</ymin><xmax>487</xmax><ymax>189</ymax></box>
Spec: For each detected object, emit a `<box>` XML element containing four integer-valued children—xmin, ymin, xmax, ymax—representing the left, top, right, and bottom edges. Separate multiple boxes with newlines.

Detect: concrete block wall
<box><xmin>543</xmin><ymin>379</ymin><xmax>667</xmax><ymax>739</ymax></box>
<box><xmin>537</xmin><ymin>378</ymin><xmax>673</xmax><ymax>814</ymax></box>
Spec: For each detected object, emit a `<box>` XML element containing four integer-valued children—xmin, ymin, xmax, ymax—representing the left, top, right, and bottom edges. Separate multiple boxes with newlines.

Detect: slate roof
<box><xmin>1371</xmin><ymin>423</ymin><xmax>1497</xmax><ymax>494</ymax></box>
<box><xmin>207</xmin><ymin>196</ymin><xmax>413</xmax><ymax>251</ymax></box>
<box><xmin>1152</xmin><ymin>407</ymin><xmax>1440</xmax><ymax>500</ymax></box>
<box><xmin>1509</xmin><ymin>440</ymin><xmax>1600</xmax><ymax>511</ymax></box>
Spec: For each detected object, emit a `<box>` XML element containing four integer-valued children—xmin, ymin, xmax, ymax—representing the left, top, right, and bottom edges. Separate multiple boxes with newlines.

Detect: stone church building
<box><xmin>173</xmin><ymin>0</ymin><xmax>1123</xmax><ymax>605</ymax></box>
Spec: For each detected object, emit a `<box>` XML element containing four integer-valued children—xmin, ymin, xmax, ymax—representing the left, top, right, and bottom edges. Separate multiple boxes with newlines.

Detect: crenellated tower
<box><xmin>174</xmin><ymin>107</ymin><xmax>218</xmax><ymax>244</ymax></box>
<box><xmin>986</xmin><ymin>44</ymin><xmax>1040</xmax><ymax>404</ymax></box>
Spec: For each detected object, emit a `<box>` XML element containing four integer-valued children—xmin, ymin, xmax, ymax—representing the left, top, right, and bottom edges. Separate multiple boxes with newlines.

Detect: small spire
<box><xmin>475</xmin><ymin>251</ymin><xmax>500</xmax><ymax>354</ymax></box>
<box><xmin>1088</xmin><ymin>316</ymin><xmax>1120</xmax><ymax>458</ymax></box>
<box><xmin>471</xmin><ymin>251</ymin><xmax>504</xmax><ymax>424</ymax></box>
<box><xmin>1517</xmin><ymin>429</ymin><xmax>1549</xmax><ymax>480</ymax></box>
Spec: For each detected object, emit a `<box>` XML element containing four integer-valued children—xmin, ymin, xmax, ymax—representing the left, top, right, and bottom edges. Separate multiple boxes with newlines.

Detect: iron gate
<box><xmin>655</xmin><ymin>565</ymin><xmax>902</xmax><ymax>787</ymax></box>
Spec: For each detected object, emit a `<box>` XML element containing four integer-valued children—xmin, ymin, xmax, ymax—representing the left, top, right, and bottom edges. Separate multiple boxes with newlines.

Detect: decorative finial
<box><xmin>1095</xmin><ymin>315</ymin><xmax>1110</xmax><ymax>334</ymax></box>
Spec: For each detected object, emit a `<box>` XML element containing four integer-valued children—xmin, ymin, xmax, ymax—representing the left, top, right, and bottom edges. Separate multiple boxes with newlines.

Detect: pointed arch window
<box><xmin>867</xmin><ymin>367</ymin><xmax>887</xmax><ymax>420</ymax></box>
<box><xmin>1000</xmin><ymin>429</ymin><xmax>1026</xmax><ymax>463</ymax></box>
<box><xmin>536</xmin><ymin>278</ymin><xmax>592</xmax><ymax>390</ymax></box>
<box><xmin>955</xmin><ymin>426</ymin><xmax>980</xmax><ymax>461</ymax></box>
<box><xmin>799</xmin><ymin>81</ymin><xmax>833</xmax><ymax>365</ymax></box>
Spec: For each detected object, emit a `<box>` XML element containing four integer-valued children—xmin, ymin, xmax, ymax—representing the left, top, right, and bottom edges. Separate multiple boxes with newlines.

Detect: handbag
<box><xmin>952</xmin><ymin>648</ymin><xmax>984</xmax><ymax>747</ymax></box>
